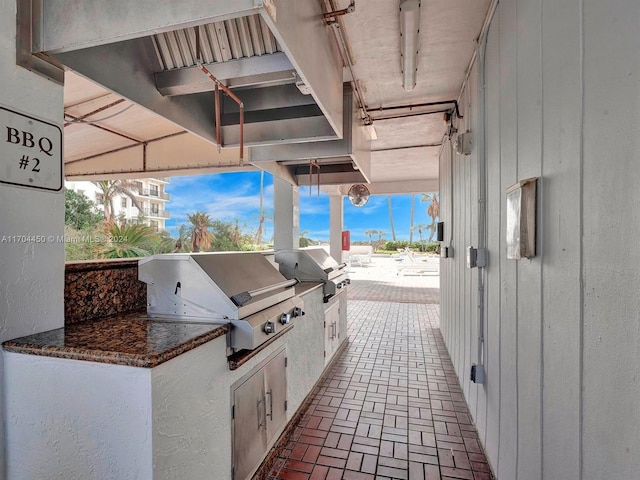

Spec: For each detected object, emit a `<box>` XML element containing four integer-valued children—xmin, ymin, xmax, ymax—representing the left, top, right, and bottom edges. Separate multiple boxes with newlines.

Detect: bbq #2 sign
<box><xmin>1</xmin><ymin>106</ymin><xmax>62</xmax><ymax>192</ymax></box>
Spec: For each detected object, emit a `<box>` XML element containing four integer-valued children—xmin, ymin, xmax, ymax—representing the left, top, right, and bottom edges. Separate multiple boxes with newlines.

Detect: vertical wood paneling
<box><xmin>439</xmin><ymin>1</ymin><xmax>639</xmax><ymax>479</ymax></box>
<box><xmin>497</xmin><ymin>1</ymin><xmax>519</xmax><ymax>478</ymax></box>
<box><xmin>582</xmin><ymin>0</ymin><xmax>640</xmax><ymax>479</ymax></box>
<box><xmin>540</xmin><ymin>0</ymin><xmax>582</xmax><ymax>478</ymax></box>
<box><xmin>483</xmin><ymin>17</ymin><xmax>502</xmax><ymax>467</ymax></box>
<box><xmin>515</xmin><ymin>0</ymin><xmax>543</xmax><ymax>477</ymax></box>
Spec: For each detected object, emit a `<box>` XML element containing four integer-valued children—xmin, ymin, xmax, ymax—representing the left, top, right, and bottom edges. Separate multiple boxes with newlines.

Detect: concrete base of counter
<box><xmin>3</xmin><ymin>285</ymin><xmax>348</xmax><ymax>480</ymax></box>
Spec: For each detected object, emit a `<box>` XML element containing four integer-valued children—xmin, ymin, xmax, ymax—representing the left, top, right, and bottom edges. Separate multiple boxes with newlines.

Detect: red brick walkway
<box><xmin>265</xmin><ymin>299</ymin><xmax>493</xmax><ymax>480</ymax></box>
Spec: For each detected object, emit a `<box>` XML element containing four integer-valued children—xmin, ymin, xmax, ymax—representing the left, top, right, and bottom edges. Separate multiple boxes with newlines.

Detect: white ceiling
<box><xmin>61</xmin><ymin>0</ymin><xmax>492</xmax><ymax>191</ymax></box>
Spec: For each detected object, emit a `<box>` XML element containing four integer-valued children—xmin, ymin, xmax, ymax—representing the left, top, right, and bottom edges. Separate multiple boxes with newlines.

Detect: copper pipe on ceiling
<box><xmin>309</xmin><ymin>159</ymin><xmax>320</xmax><ymax>197</ymax></box>
<box><xmin>215</xmin><ymin>82</ymin><xmax>222</xmax><ymax>149</ymax></box>
<box><xmin>196</xmin><ymin>26</ymin><xmax>245</xmax><ymax>166</ymax></box>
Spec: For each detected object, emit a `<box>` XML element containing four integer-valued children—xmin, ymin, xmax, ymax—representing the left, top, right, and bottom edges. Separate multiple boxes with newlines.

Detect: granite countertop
<box><xmin>2</xmin><ymin>311</ymin><xmax>229</xmax><ymax>368</ymax></box>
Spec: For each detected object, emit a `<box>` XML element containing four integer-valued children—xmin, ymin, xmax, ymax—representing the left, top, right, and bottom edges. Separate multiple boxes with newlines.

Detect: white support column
<box><xmin>1</xmin><ymin>0</ymin><xmax>65</xmax><ymax>473</ymax></box>
<box><xmin>273</xmin><ymin>176</ymin><xmax>299</xmax><ymax>250</ymax></box>
<box><xmin>329</xmin><ymin>195</ymin><xmax>343</xmax><ymax>263</ymax></box>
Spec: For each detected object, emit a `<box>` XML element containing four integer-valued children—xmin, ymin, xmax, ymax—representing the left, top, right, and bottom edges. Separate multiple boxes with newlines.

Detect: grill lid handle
<box><xmin>230</xmin><ymin>278</ymin><xmax>299</xmax><ymax>307</ymax></box>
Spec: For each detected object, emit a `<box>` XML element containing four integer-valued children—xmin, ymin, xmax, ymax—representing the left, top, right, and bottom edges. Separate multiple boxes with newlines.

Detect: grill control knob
<box><xmin>280</xmin><ymin>313</ymin><xmax>291</xmax><ymax>325</ymax></box>
<box><xmin>292</xmin><ymin>307</ymin><xmax>304</xmax><ymax>317</ymax></box>
<box><xmin>264</xmin><ymin>321</ymin><xmax>275</xmax><ymax>334</ymax></box>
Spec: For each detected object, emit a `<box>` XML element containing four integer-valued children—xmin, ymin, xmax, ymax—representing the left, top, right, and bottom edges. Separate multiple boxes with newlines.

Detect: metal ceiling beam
<box><xmin>296</xmin><ymin>169</ymin><xmax>367</xmax><ymax>186</ymax></box>
<box><xmin>35</xmin><ymin>0</ymin><xmax>261</xmax><ymax>54</ymax></box>
<box><xmin>220</xmin><ymin>116</ymin><xmax>336</xmax><ymax>147</ymax></box>
<box><xmin>250</xmin><ymin>85</ymin><xmax>370</xmax><ymax>179</ymax></box>
<box><xmin>260</xmin><ymin>0</ymin><xmax>343</xmax><ymax>139</ymax></box>
<box><xmin>155</xmin><ymin>52</ymin><xmax>294</xmax><ymax>96</ymax></box>
<box><xmin>221</xmin><ymin>84</ymin><xmax>318</xmax><ymax>113</ymax></box>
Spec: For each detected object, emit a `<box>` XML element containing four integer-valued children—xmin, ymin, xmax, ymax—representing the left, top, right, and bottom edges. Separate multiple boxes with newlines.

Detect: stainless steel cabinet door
<box><xmin>233</xmin><ymin>368</ymin><xmax>267</xmax><ymax>480</ymax></box>
<box><xmin>324</xmin><ymin>300</ymin><xmax>340</xmax><ymax>364</ymax></box>
<box><xmin>263</xmin><ymin>348</ymin><xmax>288</xmax><ymax>444</ymax></box>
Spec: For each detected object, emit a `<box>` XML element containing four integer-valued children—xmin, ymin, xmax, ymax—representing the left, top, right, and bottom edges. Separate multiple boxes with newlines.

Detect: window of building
<box><xmin>96</xmin><ymin>193</ymin><xmax>104</xmax><ymax>204</ymax></box>
<box><xmin>149</xmin><ymin>185</ymin><xmax>159</xmax><ymax>197</ymax></box>
<box><xmin>150</xmin><ymin>220</ymin><xmax>158</xmax><ymax>231</ymax></box>
<box><xmin>121</xmin><ymin>198</ymin><xmax>127</xmax><ymax>208</ymax></box>
<box><xmin>151</xmin><ymin>203</ymin><xmax>159</xmax><ymax>215</ymax></box>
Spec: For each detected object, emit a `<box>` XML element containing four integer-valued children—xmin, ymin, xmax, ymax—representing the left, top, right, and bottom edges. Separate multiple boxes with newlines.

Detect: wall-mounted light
<box><xmin>400</xmin><ymin>0</ymin><xmax>421</xmax><ymax>91</ymax></box>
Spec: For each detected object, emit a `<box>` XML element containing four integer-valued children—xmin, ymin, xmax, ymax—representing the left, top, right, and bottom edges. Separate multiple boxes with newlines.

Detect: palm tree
<box><xmin>387</xmin><ymin>195</ymin><xmax>396</xmax><ymax>241</ymax></box>
<box><xmin>92</xmin><ymin>180</ymin><xmax>143</xmax><ymax>222</ymax></box>
<box><xmin>299</xmin><ymin>230</ymin><xmax>313</xmax><ymax>248</ymax></box>
<box><xmin>187</xmin><ymin>212</ymin><xmax>216</xmax><ymax>252</ymax></box>
<box><xmin>412</xmin><ymin>224</ymin><xmax>427</xmax><ymax>252</ymax></box>
<box><xmin>364</xmin><ymin>229</ymin><xmax>378</xmax><ymax>247</ymax></box>
<box><xmin>376</xmin><ymin>230</ymin><xmax>387</xmax><ymax>251</ymax></box>
<box><xmin>230</xmin><ymin>219</ymin><xmax>243</xmax><ymax>249</ymax></box>
<box><xmin>409</xmin><ymin>194</ymin><xmax>415</xmax><ymax>244</ymax></box>
<box><xmin>99</xmin><ymin>222</ymin><xmax>154</xmax><ymax>258</ymax></box>
<box><xmin>421</xmin><ymin>193</ymin><xmax>440</xmax><ymax>242</ymax></box>
<box><xmin>255</xmin><ymin>170</ymin><xmax>267</xmax><ymax>246</ymax></box>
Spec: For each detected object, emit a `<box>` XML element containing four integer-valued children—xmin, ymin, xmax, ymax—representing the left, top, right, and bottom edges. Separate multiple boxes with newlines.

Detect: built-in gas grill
<box><xmin>138</xmin><ymin>252</ymin><xmax>304</xmax><ymax>351</ymax></box>
<box><xmin>275</xmin><ymin>248</ymin><xmax>350</xmax><ymax>302</ymax></box>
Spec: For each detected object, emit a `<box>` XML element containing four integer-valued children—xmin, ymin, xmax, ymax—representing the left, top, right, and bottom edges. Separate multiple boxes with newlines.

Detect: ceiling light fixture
<box><xmin>399</xmin><ymin>0</ymin><xmax>421</xmax><ymax>91</ymax></box>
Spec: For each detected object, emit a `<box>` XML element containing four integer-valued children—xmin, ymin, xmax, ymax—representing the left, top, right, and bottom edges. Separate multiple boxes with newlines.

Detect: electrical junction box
<box><xmin>440</xmin><ymin>246</ymin><xmax>452</xmax><ymax>259</ymax></box>
<box><xmin>455</xmin><ymin>131</ymin><xmax>472</xmax><ymax>155</ymax></box>
<box><xmin>470</xmin><ymin>364</ymin><xmax>485</xmax><ymax>384</ymax></box>
<box><xmin>467</xmin><ymin>246</ymin><xmax>487</xmax><ymax>268</ymax></box>
<box><xmin>436</xmin><ymin>222</ymin><xmax>444</xmax><ymax>242</ymax></box>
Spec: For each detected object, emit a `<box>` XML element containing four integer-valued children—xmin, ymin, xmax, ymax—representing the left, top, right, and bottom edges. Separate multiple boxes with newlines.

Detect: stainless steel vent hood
<box><xmin>25</xmin><ymin>1</ymin><xmax>344</xmax><ymax>147</ymax></box>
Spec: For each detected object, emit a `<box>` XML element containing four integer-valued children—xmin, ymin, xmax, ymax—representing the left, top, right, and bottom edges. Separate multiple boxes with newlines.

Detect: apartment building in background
<box><xmin>66</xmin><ymin>178</ymin><xmax>171</xmax><ymax>231</ymax></box>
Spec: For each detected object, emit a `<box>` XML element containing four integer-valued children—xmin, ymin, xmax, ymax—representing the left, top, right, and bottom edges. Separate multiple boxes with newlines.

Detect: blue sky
<box><xmin>164</xmin><ymin>171</ymin><xmax>437</xmax><ymax>243</ymax></box>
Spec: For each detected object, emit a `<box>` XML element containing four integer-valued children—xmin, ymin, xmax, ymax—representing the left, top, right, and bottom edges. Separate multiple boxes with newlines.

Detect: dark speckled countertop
<box><xmin>2</xmin><ymin>311</ymin><xmax>229</xmax><ymax>368</ymax></box>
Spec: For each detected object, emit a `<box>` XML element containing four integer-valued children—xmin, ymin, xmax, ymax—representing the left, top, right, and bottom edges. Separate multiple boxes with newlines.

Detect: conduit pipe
<box><xmin>473</xmin><ymin>14</ymin><xmax>491</xmax><ymax>384</ymax></box>
<box><xmin>196</xmin><ymin>27</ymin><xmax>245</xmax><ymax>166</ymax></box>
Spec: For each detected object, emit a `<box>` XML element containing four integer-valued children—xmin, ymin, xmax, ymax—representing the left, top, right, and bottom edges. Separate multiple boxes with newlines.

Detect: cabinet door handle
<box><xmin>265</xmin><ymin>389</ymin><xmax>273</xmax><ymax>421</ymax></box>
<box><xmin>258</xmin><ymin>395</ymin><xmax>268</xmax><ymax>429</ymax></box>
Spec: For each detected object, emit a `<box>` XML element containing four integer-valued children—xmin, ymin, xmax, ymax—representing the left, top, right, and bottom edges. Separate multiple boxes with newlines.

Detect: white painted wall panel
<box><xmin>483</xmin><ymin>19</ymin><xmax>501</xmax><ymax>467</ymax></box>
<box><xmin>540</xmin><ymin>0</ymin><xmax>582</xmax><ymax>478</ymax></box>
<box><xmin>515</xmin><ymin>0</ymin><xmax>544</xmax><ymax>477</ymax></box>
<box><xmin>0</xmin><ymin>0</ymin><xmax>65</xmax><ymax>476</ymax></box>
<box><xmin>582</xmin><ymin>0</ymin><xmax>640</xmax><ymax>479</ymax></box>
<box><xmin>496</xmin><ymin>2</ymin><xmax>519</xmax><ymax>478</ymax></box>
<box><xmin>440</xmin><ymin>0</ymin><xmax>640</xmax><ymax>478</ymax></box>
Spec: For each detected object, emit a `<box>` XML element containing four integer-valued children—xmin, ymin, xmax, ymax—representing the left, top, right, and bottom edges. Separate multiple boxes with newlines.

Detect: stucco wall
<box><xmin>4</xmin><ymin>353</ymin><xmax>153</xmax><ymax>480</ymax></box>
<box><xmin>439</xmin><ymin>0</ymin><xmax>640</xmax><ymax>478</ymax></box>
<box><xmin>0</xmin><ymin>0</ymin><xmax>65</xmax><ymax>477</ymax></box>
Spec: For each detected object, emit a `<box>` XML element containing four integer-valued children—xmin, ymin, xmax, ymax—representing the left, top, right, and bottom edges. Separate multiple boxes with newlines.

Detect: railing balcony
<box><xmin>136</xmin><ymin>189</ymin><xmax>170</xmax><ymax>200</ymax></box>
<box><xmin>143</xmin><ymin>209</ymin><xmax>170</xmax><ymax>219</ymax></box>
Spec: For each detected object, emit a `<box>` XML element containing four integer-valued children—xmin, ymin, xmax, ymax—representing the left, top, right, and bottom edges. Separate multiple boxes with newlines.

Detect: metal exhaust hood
<box><xmin>22</xmin><ymin>0</ymin><xmax>344</xmax><ymax>148</ymax></box>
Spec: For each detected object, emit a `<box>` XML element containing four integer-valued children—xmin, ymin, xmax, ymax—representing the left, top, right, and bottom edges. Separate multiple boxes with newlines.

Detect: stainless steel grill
<box><xmin>275</xmin><ymin>248</ymin><xmax>350</xmax><ymax>301</ymax></box>
<box><xmin>138</xmin><ymin>252</ymin><xmax>304</xmax><ymax>351</ymax></box>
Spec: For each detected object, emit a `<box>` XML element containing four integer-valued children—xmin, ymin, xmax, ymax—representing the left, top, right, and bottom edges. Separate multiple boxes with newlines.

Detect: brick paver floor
<box><xmin>264</xmin><ymin>258</ymin><xmax>493</xmax><ymax>480</ymax></box>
